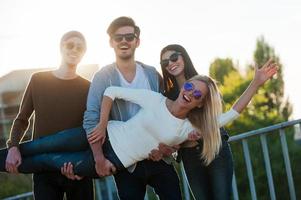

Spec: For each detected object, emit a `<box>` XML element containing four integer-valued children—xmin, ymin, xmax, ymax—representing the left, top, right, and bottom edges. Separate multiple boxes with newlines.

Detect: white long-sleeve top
<box><xmin>104</xmin><ymin>86</ymin><xmax>239</xmax><ymax>168</ymax></box>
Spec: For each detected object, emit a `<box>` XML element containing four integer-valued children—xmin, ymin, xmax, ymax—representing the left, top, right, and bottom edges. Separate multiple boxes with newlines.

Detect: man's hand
<box><xmin>87</xmin><ymin>125</ymin><xmax>106</xmax><ymax>145</ymax></box>
<box><xmin>158</xmin><ymin>143</ymin><xmax>180</xmax><ymax>156</ymax></box>
<box><xmin>187</xmin><ymin>130</ymin><xmax>201</xmax><ymax>141</ymax></box>
<box><xmin>148</xmin><ymin>143</ymin><xmax>180</xmax><ymax>161</ymax></box>
<box><xmin>61</xmin><ymin>162</ymin><xmax>83</xmax><ymax>180</ymax></box>
<box><xmin>95</xmin><ymin>158</ymin><xmax>116</xmax><ymax>177</ymax></box>
<box><xmin>148</xmin><ymin>149</ymin><xmax>163</xmax><ymax>161</ymax></box>
<box><xmin>5</xmin><ymin>146</ymin><xmax>22</xmax><ymax>173</ymax></box>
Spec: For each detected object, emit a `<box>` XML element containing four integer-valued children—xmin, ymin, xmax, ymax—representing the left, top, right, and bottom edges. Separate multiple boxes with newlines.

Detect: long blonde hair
<box><xmin>187</xmin><ymin>75</ymin><xmax>223</xmax><ymax>165</ymax></box>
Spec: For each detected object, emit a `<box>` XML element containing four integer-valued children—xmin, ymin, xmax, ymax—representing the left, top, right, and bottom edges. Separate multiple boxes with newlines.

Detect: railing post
<box><xmin>242</xmin><ymin>139</ymin><xmax>257</xmax><ymax>200</ymax></box>
<box><xmin>279</xmin><ymin>129</ymin><xmax>296</xmax><ymax>200</ymax></box>
<box><xmin>180</xmin><ymin>162</ymin><xmax>191</xmax><ymax>200</ymax></box>
<box><xmin>104</xmin><ymin>177</ymin><xmax>114</xmax><ymax>200</ymax></box>
<box><xmin>260</xmin><ymin>134</ymin><xmax>276</xmax><ymax>200</ymax></box>
<box><xmin>95</xmin><ymin>179</ymin><xmax>102</xmax><ymax>200</ymax></box>
<box><xmin>232</xmin><ymin>171</ymin><xmax>239</xmax><ymax>200</ymax></box>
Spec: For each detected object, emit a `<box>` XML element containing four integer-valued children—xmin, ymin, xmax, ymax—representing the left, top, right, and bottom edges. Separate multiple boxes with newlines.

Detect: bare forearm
<box><xmin>90</xmin><ymin>141</ymin><xmax>105</xmax><ymax>162</ymax></box>
<box><xmin>232</xmin><ymin>80</ymin><xmax>260</xmax><ymax>113</ymax></box>
<box><xmin>99</xmin><ymin>96</ymin><xmax>113</xmax><ymax>129</ymax></box>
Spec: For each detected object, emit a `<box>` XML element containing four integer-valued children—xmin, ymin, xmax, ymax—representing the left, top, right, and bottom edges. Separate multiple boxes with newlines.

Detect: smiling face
<box><xmin>110</xmin><ymin>26</ymin><xmax>140</xmax><ymax>60</ymax></box>
<box><xmin>61</xmin><ymin>36</ymin><xmax>86</xmax><ymax>66</ymax></box>
<box><xmin>176</xmin><ymin>79</ymin><xmax>209</xmax><ymax>111</ymax></box>
<box><xmin>161</xmin><ymin>50</ymin><xmax>185</xmax><ymax>78</ymax></box>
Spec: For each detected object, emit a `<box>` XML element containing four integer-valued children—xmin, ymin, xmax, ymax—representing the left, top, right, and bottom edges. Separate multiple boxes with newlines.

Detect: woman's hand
<box><xmin>87</xmin><ymin>124</ymin><xmax>106</xmax><ymax>145</ymax></box>
<box><xmin>232</xmin><ymin>58</ymin><xmax>278</xmax><ymax>114</ymax></box>
<box><xmin>253</xmin><ymin>58</ymin><xmax>278</xmax><ymax>87</ymax></box>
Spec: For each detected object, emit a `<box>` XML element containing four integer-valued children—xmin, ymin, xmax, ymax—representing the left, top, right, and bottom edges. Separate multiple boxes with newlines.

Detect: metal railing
<box><xmin>3</xmin><ymin>119</ymin><xmax>300</xmax><ymax>200</ymax></box>
<box><xmin>3</xmin><ymin>192</ymin><xmax>33</xmax><ymax>200</ymax></box>
<box><xmin>228</xmin><ymin>119</ymin><xmax>300</xmax><ymax>200</ymax></box>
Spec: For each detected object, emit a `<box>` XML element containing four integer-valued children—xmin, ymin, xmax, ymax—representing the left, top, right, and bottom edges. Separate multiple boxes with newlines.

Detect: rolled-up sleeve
<box><xmin>83</xmin><ymin>71</ymin><xmax>109</xmax><ymax>135</ymax></box>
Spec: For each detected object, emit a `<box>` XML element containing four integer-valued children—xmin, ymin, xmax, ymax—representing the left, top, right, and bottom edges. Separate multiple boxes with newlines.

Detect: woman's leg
<box><xmin>207</xmin><ymin>138</ymin><xmax>233</xmax><ymax>200</ymax></box>
<box><xmin>181</xmin><ymin>137</ymin><xmax>233</xmax><ymax>200</ymax></box>
<box><xmin>0</xmin><ymin>127</ymin><xmax>89</xmax><ymax>158</ymax></box>
<box><xmin>0</xmin><ymin>127</ymin><xmax>88</xmax><ymax>172</ymax></box>
<box><xmin>16</xmin><ymin>149</ymin><xmax>99</xmax><ymax>178</ymax></box>
<box><xmin>0</xmin><ymin>147</ymin><xmax>97</xmax><ymax>177</ymax></box>
<box><xmin>20</xmin><ymin>127</ymin><xmax>89</xmax><ymax>156</ymax></box>
<box><xmin>1</xmin><ymin>135</ymin><xmax>124</xmax><ymax>178</ymax></box>
<box><xmin>181</xmin><ymin>144</ymin><xmax>211</xmax><ymax>200</ymax></box>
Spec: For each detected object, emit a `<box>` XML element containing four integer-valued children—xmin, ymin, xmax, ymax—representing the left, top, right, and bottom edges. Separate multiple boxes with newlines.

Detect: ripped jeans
<box><xmin>0</xmin><ymin>127</ymin><xmax>124</xmax><ymax>177</ymax></box>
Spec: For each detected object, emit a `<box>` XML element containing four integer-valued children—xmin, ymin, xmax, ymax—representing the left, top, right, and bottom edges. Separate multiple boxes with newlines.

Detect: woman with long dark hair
<box><xmin>159</xmin><ymin>44</ymin><xmax>255</xmax><ymax>199</ymax></box>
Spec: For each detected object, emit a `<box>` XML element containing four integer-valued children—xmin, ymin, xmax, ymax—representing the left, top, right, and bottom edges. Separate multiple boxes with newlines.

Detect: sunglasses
<box><xmin>112</xmin><ymin>33</ymin><xmax>137</xmax><ymax>43</ymax></box>
<box><xmin>160</xmin><ymin>52</ymin><xmax>182</xmax><ymax>68</ymax></box>
<box><xmin>64</xmin><ymin>42</ymin><xmax>85</xmax><ymax>52</ymax></box>
<box><xmin>183</xmin><ymin>82</ymin><xmax>202</xmax><ymax>100</ymax></box>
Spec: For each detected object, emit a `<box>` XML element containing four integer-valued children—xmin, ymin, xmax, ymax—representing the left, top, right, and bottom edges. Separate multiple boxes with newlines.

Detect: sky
<box><xmin>0</xmin><ymin>0</ymin><xmax>300</xmax><ymax>119</ymax></box>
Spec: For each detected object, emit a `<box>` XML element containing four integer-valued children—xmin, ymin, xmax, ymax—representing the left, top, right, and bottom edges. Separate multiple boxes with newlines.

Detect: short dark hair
<box><xmin>107</xmin><ymin>16</ymin><xmax>140</xmax><ymax>38</ymax></box>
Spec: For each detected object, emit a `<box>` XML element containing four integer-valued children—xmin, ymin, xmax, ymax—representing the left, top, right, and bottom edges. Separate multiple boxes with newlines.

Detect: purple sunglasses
<box><xmin>183</xmin><ymin>82</ymin><xmax>202</xmax><ymax>100</ymax></box>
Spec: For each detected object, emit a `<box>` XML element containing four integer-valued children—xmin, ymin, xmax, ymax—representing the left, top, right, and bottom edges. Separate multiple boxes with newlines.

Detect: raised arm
<box><xmin>217</xmin><ymin>59</ymin><xmax>277</xmax><ymax>127</ymax></box>
<box><xmin>232</xmin><ymin>58</ymin><xmax>277</xmax><ymax>113</ymax></box>
<box><xmin>182</xmin><ymin>59</ymin><xmax>278</xmax><ymax>141</ymax></box>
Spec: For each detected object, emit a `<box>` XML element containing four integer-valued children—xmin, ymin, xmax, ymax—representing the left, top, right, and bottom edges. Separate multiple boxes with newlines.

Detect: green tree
<box><xmin>251</xmin><ymin>36</ymin><xmax>292</xmax><ymax>121</ymax></box>
<box><xmin>209</xmin><ymin>58</ymin><xmax>237</xmax><ymax>85</ymax></box>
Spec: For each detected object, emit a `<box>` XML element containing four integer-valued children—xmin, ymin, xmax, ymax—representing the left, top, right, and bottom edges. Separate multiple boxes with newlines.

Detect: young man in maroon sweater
<box><xmin>5</xmin><ymin>31</ymin><xmax>94</xmax><ymax>200</ymax></box>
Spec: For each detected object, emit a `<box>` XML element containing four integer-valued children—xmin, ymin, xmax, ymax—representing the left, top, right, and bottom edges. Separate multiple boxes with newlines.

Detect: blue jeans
<box><xmin>0</xmin><ymin>127</ymin><xmax>124</xmax><ymax>177</ymax></box>
<box><xmin>181</xmin><ymin>135</ymin><xmax>233</xmax><ymax>200</ymax></box>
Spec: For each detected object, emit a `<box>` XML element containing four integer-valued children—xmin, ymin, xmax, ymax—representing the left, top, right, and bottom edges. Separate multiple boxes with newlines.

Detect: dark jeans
<box><xmin>181</xmin><ymin>136</ymin><xmax>233</xmax><ymax>200</ymax></box>
<box><xmin>0</xmin><ymin>127</ymin><xmax>124</xmax><ymax>177</ymax></box>
<box><xmin>33</xmin><ymin>172</ymin><xmax>94</xmax><ymax>200</ymax></box>
<box><xmin>113</xmin><ymin>159</ymin><xmax>182</xmax><ymax>200</ymax></box>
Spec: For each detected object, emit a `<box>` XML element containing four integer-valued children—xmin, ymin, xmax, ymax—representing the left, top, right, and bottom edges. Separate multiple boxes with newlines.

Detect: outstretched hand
<box><xmin>253</xmin><ymin>58</ymin><xmax>278</xmax><ymax>86</ymax></box>
<box><xmin>231</xmin><ymin>58</ymin><xmax>278</xmax><ymax>114</ymax></box>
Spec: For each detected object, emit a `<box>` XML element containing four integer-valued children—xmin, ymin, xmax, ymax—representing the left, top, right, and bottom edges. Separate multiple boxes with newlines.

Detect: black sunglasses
<box><xmin>160</xmin><ymin>52</ymin><xmax>182</xmax><ymax>68</ymax></box>
<box><xmin>112</xmin><ymin>33</ymin><xmax>137</xmax><ymax>43</ymax></box>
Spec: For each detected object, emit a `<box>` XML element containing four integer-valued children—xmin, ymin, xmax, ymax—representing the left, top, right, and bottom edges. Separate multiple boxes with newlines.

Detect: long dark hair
<box><xmin>160</xmin><ymin>44</ymin><xmax>198</xmax><ymax>100</ymax></box>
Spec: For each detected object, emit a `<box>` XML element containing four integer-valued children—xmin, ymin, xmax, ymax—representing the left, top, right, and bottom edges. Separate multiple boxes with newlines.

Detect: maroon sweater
<box><xmin>7</xmin><ymin>71</ymin><xmax>90</xmax><ymax>148</ymax></box>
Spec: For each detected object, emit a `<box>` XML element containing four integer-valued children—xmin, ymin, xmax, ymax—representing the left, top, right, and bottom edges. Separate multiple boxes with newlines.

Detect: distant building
<box><xmin>0</xmin><ymin>64</ymin><xmax>99</xmax><ymax>147</ymax></box>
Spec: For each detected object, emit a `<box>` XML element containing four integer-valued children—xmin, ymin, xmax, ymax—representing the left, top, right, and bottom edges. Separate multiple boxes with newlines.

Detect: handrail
<box><xmin>229</xmin><ymin>119</ymin><xmax>301</xmax><ymax>142</ymax></box>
